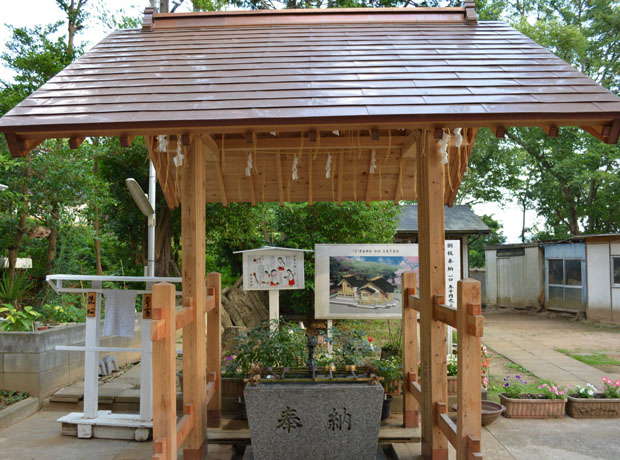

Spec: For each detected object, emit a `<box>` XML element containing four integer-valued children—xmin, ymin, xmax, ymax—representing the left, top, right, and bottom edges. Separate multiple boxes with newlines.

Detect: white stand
<box><xmin>327</xmin><ymin>319</ymin><xmax>333</xmax><ymax>356</ymax></box>
<box><xmin>269</xmin><ymin>290</ymin><xmax>279</xmax><ymax>330</ymax></box>
<box><xmin>48</xmin><ymin>274</ymin><xmax>181</xmax><ymax>440</ymax></box>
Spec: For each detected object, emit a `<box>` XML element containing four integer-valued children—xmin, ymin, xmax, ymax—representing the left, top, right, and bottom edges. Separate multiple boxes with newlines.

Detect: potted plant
<box><xmin>372</xmin><ymin>355</ymin><xmax>403</xmax><ymax>419</ymax></box>
<box><xmin>380</xmin><ymin>320</ymin><xmax>401</xmax><ymax>359</ymax></box>
<box><xmin>566</xmin><ymin>377</ymin><xmax>620</xmax><ymax>418</ymax></box>
<box><xmin>499</xmin><ymin>376</ymin><xmax>567</xmax><ymax>418</ymax></box>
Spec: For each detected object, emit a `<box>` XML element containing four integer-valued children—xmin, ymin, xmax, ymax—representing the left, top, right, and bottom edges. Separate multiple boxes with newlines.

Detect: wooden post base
<box><xmin>421</xmin><ymin>441</ymin><xmax>449</xmax><ymax>460</ymax></box>
<box><xmin>183</xmin><ymin>438</ymin><xmax>209</xmax><ymax>460</ymax></box>
<box><xmin>404</xmin><ymin>410</ymin><xmax>419</xmax><ymax>428</ymax></box>
<box><xmin>207</xmin><ymin>409</ymin><xmax>221</xmax><ymax>428</ymax></box>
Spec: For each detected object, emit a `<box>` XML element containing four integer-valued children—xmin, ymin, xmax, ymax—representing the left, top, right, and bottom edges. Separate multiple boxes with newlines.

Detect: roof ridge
<box><xmin>142</xmin><ymin>7</ymin><xmax>475</xmax><ymax>32</ymax></box>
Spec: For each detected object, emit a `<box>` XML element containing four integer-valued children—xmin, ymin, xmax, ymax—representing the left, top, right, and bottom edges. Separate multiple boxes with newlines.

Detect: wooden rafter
<box><xmin>146</xmin><ymin>135</ymin><xmax>179</xmax><ymax>209</ymax></box>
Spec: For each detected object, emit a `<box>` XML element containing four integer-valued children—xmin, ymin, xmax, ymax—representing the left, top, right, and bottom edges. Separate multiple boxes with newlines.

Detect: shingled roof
<box><xmin>1</xmin><ymin>7</ymin><xmax>618</xmax><ymax>209</ymax></box>
<box><xmin>398</xmin><ymin>205</ymin><xmax>490</xmax><ymax>235</ymax></box>
<box><xmin>1</xmin><ymin>7</ymin><xmax>619</xmax><ymax>143</ymax></box>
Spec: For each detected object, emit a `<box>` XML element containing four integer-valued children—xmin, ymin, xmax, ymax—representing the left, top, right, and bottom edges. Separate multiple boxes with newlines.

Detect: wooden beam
<box><xmin>199</xmin><ymin>133</ymin><xmax>220</xmax><ymax>161</ymax></box>
<box><xmin>400</xmin><ymin>130</ymin><xmax>420</xmax><ymax>159</ymax></box>
<box><xmin>467</xmin><ymin>436</ymin><xmax>483</xmax><ymax>460</ymax></box>
<box><xmin>151</xmin><ymin>318</ymin><xmax>166</xmax><ymax>342</ymax></box>
<box><xmin>580</xmin><ymin>125</ymin><xmax>607</xmax><ymax>142</ymax></box>
<box><xmin>436</xmin><ymin>402</ymin><xmax>457</xmax><ymax>449</ymax></box>
<box><xmin>69</xmin><ymin>137</ymin><xmax>84</xmax><ymax>149</ymax></box>
<box><xmin>175</xmin><ymin>306</ymin><xmax>194</xmax><ymax>331</ymax></box>
<box><xmin>457</xmin><ymin>279</ymin><xmax>483</xmax><ymax>460</ymax></box>
<box><xmin>276</xmin><ymin>152</ymin><xmax>284</xmax><ymax>206</ymax></box>
<box><xmin>146</xmin><ymin>135</ymin><xmax>178</xmax><ymax>210</ymax></box>
<box><xmin>244</xmin><ymin>131</ymin><xmax>253</xmax><ymax>144</ymax></box>
<box><xmin>182</xmin><ymin>135</ymin><xmax>208</xmax><ymax>459</ymax></box>
<box><xmin>417</xmin><ymin>129</ymin><xmax>448</xmax><ymax>459</ymax></box>
<box><xmin>402</xmin><ymin>272</ymin><xmax>419</xmax><ymax>428</ymax></box>
<box><xmin>434</xmin><ymin>127</ymin><xmax>444</xmax><ymax>140</ymax></box>
<box><xmin>394</xmin><ymin>157</ymin><xmax>403</xmax><ymax>205</ymax></box>
<box><xmin>411</xmin><ymin>379</ymin><xmax>422</xmax><ymax>404</ymax></box>
<box><xmin>119</xmin><ymin>135</ymin><xmax>134</xmax><ymax>148</ymax></box>
<box><xmin>371</xmin><ymin>128</ymin><xmax>380</xmax><ymax>141</ymax></box>
<box><xmin>337</xmin><ymin>151</ymin><xmax>344</xmax><ymax>206</ymax></box>
<box><xmin>176</xmin><ymin>404</ymin><xmax>195</xmax><ymax>448</ymax></box>
<box><xmin>152</xmin><ymin>283</ymin><xmax>177</xmax><ymax>460</ymax></box>
<box><xmin>207</xmin><ymin>273</ymin><xmax>222</xmax><ymax>428</ymax></box>
<box><xmin>433</xmin><ymin>295</ymin><xmax>457</xmax><ymax>328</ymax></box>
<box><xmin>215</xmin><ymin>134</ymin><xmax>408</xmax><ymax>151</ymax></box>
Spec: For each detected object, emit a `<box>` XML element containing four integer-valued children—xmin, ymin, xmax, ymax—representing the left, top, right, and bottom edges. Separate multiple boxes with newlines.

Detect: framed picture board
<box><xmin>314</xmin><ymin>243</ymin><xmax>460</xmax><ymax>319</ymax></box>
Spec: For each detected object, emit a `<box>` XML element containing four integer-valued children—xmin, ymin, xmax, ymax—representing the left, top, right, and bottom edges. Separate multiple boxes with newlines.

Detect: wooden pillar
<box><xmin>456</xmin><ymin>279</ymin><xmax>483</xmax><ymax>460</ymax></box>
<box><xmin>207</xmin><ymin>272</ymin><xmax>222</xmax><ymax>427</ymax></box>
<box><xmin>417</xmin><ymin>129</ymin><xmax>448</xmax><ymax>459</ymax></box>
<box><xmin>152</xmin><ymin>283</ymin><xmax>177</xmax><ymax>460</ymax></box>
<box><xmin>402</xmin><ymin>272</ymin><xmax>418</xmax><ymax>428</ymax></box>
<box><xmin>182</xmin><ymin>136</ymin><xmax>208</xmax><ymax>459</ymax></box>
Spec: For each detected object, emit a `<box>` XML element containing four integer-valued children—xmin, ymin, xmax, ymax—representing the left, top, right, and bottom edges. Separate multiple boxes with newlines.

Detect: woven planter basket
<box><xmin>567</xmin><ymin>395</ymin><xmax>620</xmax><ymax>418</ymax></box>
<box><xmin>499</xmin><ymin>393</ymin><xmax>566</xmax><ymax>419</ymax></box>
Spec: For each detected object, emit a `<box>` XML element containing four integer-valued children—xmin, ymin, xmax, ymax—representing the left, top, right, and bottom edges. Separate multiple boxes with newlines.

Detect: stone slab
<box><xmin>243</xmin><ymin>445</ymin><xmax>387</xmax><ymax>460</ymax></box>
<box><xmin>0</xmin><ymin>397</ymin><xmax>40</xmax><ymax>430</ymax></box>
<box><xmin>245</xmin><ymin>382</ymin><xmax>383</xmax><ymax>460</ymax></box>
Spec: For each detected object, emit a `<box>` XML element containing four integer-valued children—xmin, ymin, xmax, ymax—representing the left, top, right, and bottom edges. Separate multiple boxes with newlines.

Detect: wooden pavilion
<box><xmin>2</xmin><ymin>4</ymin><xmax>620</xmax><ymax>460</ymax></box>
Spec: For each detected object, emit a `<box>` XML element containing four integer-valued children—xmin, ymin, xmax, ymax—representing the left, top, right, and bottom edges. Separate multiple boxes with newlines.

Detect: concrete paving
<box><xmin>0</xmin><ymin>410</ymin><xmax>235</xmax><ymax>460</ymax></box>
<box><xmin>483</xmin><ymin>311</ymin><xmax>620</xmax><ymax>387</ymax></box>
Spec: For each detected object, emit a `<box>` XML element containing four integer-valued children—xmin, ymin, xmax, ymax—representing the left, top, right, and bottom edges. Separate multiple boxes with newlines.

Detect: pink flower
<box><xmin>615</xmin><ymin>380</ymin><xmax>620</xmax><ymax>387</ymax></box>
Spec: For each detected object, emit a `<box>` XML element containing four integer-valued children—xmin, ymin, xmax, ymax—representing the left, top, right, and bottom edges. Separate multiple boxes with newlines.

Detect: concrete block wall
<box><xmin>0</xmin><ymin>317</ymin><xmax>142</xmax><ymax>398</ymax></box>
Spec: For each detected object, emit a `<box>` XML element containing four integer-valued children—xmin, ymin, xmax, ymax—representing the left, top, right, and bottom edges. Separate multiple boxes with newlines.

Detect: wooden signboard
<box><xmin>143</xmin><ymin>293</ymin><xmax>152</xmax><ymax>319</ymax></box>
<box><xmin>86</xmin><ymin>292</ymin><xmax>97</xmax><ymax>317</ymax></box>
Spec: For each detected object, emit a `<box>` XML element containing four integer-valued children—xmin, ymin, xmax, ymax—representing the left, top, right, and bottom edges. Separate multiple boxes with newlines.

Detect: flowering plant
<box><xmin>481</xmin><ymin>345</ymin><xmax>490</xmax><ymax>389</ymax></box>
<box><xmin>221</xmin><ymin>355</ymin><xmax>243</xmax><ymax>378</ymax></box>
<box><xmin>537</xmin><ymin>382</ymin><xmax>568</xmax><ymax>400</ymax></box>
<box><xmin>502</xmin><ymin>375</ymin><xmax>529</xmax><ymax>398</ymax></box>
<box><xmin>601</xmin><ymin>377</ymin><xmax>620</xmax><ymax>398</ymax></box>
<box><xmin>573</xmin><ymin>383</ymin><xmax>598</xmax><ymax>398</ymax></box>
<box><xmin>447</xmin><ymin>354</ymin><xmax>458</xmax><ymax>377</ymax></box>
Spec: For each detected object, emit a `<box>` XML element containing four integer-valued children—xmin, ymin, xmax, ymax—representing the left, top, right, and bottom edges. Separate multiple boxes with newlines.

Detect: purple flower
<box><xmin>225</xmin><ymin>356</ymin><xmax>233</xmax><ymax>361</ymax></box>
<box><xmin>504</xmin><ymin>383</ymin><xmax>510</xmax><ymax>387</ymax></box>
<box><xmin>516</xmin><ymin>375</ymin><xmax>521</xmax><ymax>379</ymax></box>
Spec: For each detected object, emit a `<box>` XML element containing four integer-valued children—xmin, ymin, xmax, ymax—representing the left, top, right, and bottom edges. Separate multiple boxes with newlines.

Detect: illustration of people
<box><xmin>262</xmin><ymin>271</ymin><xmax>270</xmax><ymax>285</ymax></box>
<box><xmin>286</xmin><ymin>269</ymin><xmax>296</xmax><ymax>286</ymax></box>
<box><xmin>277</xmin><ymin>256</ymin><xmax>286</xmax><ymax>271</ymax></box>
<box><xmin>270</xmin><ymin>269</ymin><xmax>280</xmax><ymax>286</ymax></box>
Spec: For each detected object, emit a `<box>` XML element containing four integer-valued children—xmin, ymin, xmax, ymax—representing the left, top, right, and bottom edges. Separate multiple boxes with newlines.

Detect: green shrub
<box><xmin>0</xmin><ymin>304</ymin><xmax>41</xmax><ymax>331</ymax></box>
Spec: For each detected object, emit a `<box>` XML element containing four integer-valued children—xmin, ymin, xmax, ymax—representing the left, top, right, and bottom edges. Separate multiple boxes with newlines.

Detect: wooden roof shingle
<box><xmin>1</xmin><ymin>7</ymin><xmax>619</xmax><ymax>148</ymax></box>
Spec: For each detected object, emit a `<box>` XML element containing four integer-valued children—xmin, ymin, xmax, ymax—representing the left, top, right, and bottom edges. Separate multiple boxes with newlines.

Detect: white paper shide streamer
<box><xmin>438</xmin><ymin>130</ymin><xmax>450</xmax><ymax>164</ymax></box>
<box><xmin>157</xmin><ymin>134</ymin><xmax>168</xmax><ymax>153</ymax></box>
<box><xmin>369</xmin><ymin>149</ymin><xmax>377</xmax><ymax>174</ymax></box>
<box><xmin>173</xmin><ymin>134</ymin><xmax>184</xmax><ymax>167</ymax></box>
<box><xmin>325</xmin><ymin>153</ymin><xmax>332</xmax><ymax>178</ymax></box>
<box><xmin>245</xmin><ymin>152</ymin><xmax>253</xmax><ymax>177</ymax></box>
<box><xmin>292</xmin><ymin>154</ymin><xmax>299</xmax><ymax>181</ymax></box>
<box><xmin>453</xmin><ymin>128</ymin><xmax>463</xmax><ymax>148</ymax></box>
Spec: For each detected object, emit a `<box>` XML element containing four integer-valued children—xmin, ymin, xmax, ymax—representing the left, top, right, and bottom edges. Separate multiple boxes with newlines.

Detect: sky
<box><xmin>0</xmin><ymin>1</ymin><xmax>542</xmax><ymax>243</ymax></box>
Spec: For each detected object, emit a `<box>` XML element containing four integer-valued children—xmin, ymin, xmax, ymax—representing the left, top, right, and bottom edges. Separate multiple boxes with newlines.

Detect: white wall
<box><xmin>612</xmin><ymin>243</ymin><xmax>620</xmax><ymax>322</ymax></box>
<box><xmin>485</xmin><ymin>250</ymin><xmax>497</xmax><ymax>306</ymax></box>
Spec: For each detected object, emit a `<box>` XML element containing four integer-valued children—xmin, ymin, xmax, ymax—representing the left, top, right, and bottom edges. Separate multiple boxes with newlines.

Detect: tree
<box><xmin>461</xmin><ymin>0</ymin><xmax>620</xmax><ymax>239</ymax></box>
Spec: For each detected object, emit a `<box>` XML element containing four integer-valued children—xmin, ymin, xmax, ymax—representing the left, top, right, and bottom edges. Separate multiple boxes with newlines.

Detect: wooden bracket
<box><xmin>466</xmin><ymin>303</ymin><xmax>484</xmax><ymax>337</ymax></box>
<box><xmin>244</xmin><ymin>131</ymin><xmax>253</xmax><ymax>145</ymax></box>
<box><xmin>434</xmin><ymin>127</ymin><xmax>444</xmax><ymax>140</ymax></box>
<box><xmin>467</xmin><ymin>436</ymin><xmax>483</xmax><ymax>460</ymax></box>
<box><xmin>151</xmin><ymin>318</ymin><xmax>166</xmax><ymax>342</ymax></box>
<box><xmin>4</xmin><ymin>133</ymin><xmax>43</xmax><ymax>158</ymax></box>
<box><xmin>546</xmin><ymin>125</ymin><xmax>559</xmax><ymax>138</ymax></box>
<box><xmin>371</xmin><ymin>127</ymin><xmax>380</xmax><ymax>141</ymax></box>
<box><xmin>119</xmin><ymin>135</ymin><xmax>134</xmax><ymax>148</ymax></box>
<box><xmin>492</xmin><ymin>126</ymin><xmax>506</xmax><ymax>138</ymax></box>
<box><xmin>175</xmin><ymin>306</ymin><xmax>194</xmax><ymax>330</ymax></box>
<box><xmin>153</xmin><ymin>438</ymin><xmax>166</xmax><ymax>459</ymax></box>
<box><xmin>69</xmin><ymin>136</ymin><xmax>84</xmax><ymax>149</ymax></box>
<box><xmin>308</xmin><ymin>129</ymin><xmax>317</xmax><ymax>142</ymax></box>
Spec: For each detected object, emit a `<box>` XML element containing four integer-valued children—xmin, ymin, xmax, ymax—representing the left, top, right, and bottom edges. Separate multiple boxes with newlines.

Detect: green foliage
<box><xmin>557</xmin><ymin>349</ymin><xmax>620</xmax><ymax>367</ymax></box>
<box><xmin>0</xmin><ymin>304</ymin><xmax>41</xmax><ymax>331</ymax></box>
<box><xmin>234</xmin><ymin>319</ymin><xmax>307</xmax><ymax>374</ymax></box>
<box><xmin>447</xmin><ymin>354</ymin><xmax>458</xmax><ymax>377</ymax></box>
<box><xmin>38</xmin><ymin>302</ymin><xmax>85</xmax><ymax>324</ymax></box>
<box><xmin>0</xmin><ymin>271</ymin><xmax>34</xmax><ymax>307</ymax></box>
<box><xmin>502</xmin><ymin>375</ymin><xmax>531</xmax><ymax>398</ymax></box>
<box><xmin>372</xmin><ymin>355</ymin><xmax>403</xmax><ymax>394</ymax></box>
<box><xmin>330</xmin><ymin>326</ymin><xmax>374</xmax><ymax>366</ymax></box>
<box><xmin>0</xmin><ymin>390</ymin><xmax>29</xmax><ymax>410</ymax></box>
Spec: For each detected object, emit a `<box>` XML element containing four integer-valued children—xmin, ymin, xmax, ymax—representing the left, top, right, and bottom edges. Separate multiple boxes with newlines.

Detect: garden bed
<box><xmin>567</xmin><ymin>394</ymin><xmax>620</xmax><ymax>418</ymax></box>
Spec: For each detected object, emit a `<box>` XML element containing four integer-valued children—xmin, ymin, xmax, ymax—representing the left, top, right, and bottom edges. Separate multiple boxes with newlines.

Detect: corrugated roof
<box><xmin>1</xmin><ymin>8</ymin><xmax>619</xmax><ymax>140</ymax></box>
<box><xmin>397</xmin><ymin>205</ymin><xmax>490</xmax><ymax>234</ymax></box>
